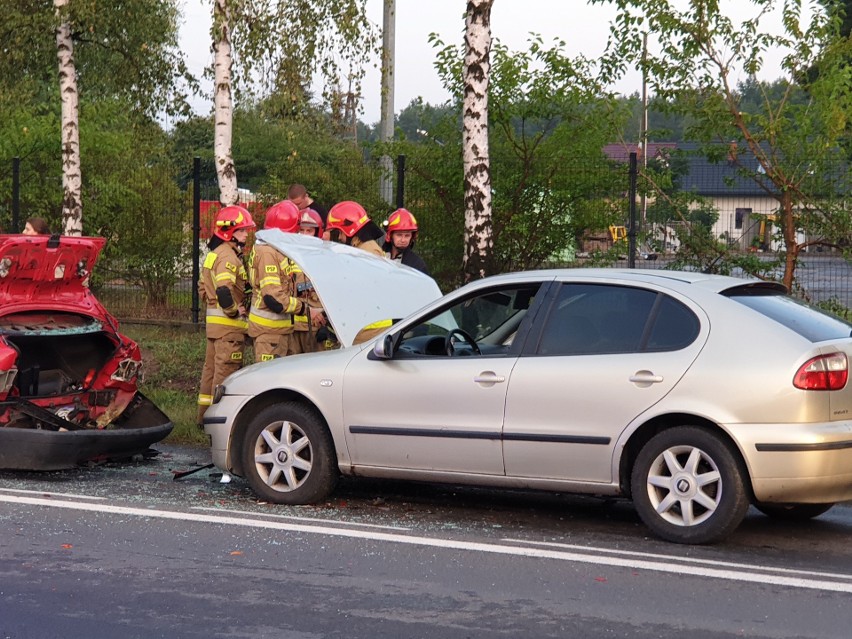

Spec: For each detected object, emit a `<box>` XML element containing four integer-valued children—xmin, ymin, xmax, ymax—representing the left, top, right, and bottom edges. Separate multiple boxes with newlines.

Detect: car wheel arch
<box><xmin>229</xmin><ymin>389</ymin><xmax>335</xmax><ymax>478</ymax></box>
<box><xmin>618</xmin><ymin>414</ymin><xmax>753</xmax><ymax>501</ymax></box>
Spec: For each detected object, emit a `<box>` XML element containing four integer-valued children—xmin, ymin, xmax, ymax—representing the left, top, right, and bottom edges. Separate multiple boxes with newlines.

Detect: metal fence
<box><xmin>1</xmin><ymin>152</ymin><xmax>849</xmax><ymax>323</ymax></box>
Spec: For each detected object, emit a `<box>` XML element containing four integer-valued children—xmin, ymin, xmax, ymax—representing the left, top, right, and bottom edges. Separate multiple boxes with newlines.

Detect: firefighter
<box><xmin>325</xmin><ymin>200</ymin><xmax>386</xmax><ymax>257</ymax></box>
<box><xmin>383</xmin><ymin>208</ymin><xmax>429</xmax><ymax>275</ymax></box>
<box><xmin>248</xmin><ymin>200</ymin><xmax>318</xmax><ymax>360</ymax></box>
<box><xmin>298</xmin><ymin>209</ymin><xmax>340</xmax><ymax>349</ymax></box>
<box><xmin>297</xmin><ymin>208</ymin><xmax>324</xmax><ymax>239</ymax></box>
<box><xmin>326</xmin><ymin>202</ymin><xmax>390</xmax><ymax>345</ymax></box>
<box><xmin>286</xmin><ymin>209</ymin><xmax>328</xmax><ymax>353</ymax></box>
<box><xmin>351</xmin><ymin>209</ymin><xmax>431</xmax><ymax>346</ymax></box>
<box><xmin>197</xmin><ymin>205</ymin><xmax>255</xmax><ymax>426</ymax></box>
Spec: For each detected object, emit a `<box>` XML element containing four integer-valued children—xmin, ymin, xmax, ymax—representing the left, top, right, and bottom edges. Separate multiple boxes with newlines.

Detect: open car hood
<box><xmin>0</xmin><ymin>234</ymin><xmax>106</xmax><ymax>315</ymax></box>
<box><xmin>255</xmin><ymin>230</ymin><xmax>442</xmax><ymax>347</ymax></box>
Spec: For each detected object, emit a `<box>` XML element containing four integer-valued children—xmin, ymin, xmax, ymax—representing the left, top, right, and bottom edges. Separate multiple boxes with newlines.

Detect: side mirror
<box><xmin>371</xmin><ymin>333</ymin><xmax>394</xmax><ymax>360</ymax></box>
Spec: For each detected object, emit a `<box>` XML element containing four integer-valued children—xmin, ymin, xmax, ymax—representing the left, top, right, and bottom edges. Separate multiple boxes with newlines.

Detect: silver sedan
<box><xmin>204</xmin><ymin>232</ymin><xmax>852</xmax><ymax>544</ymax></box>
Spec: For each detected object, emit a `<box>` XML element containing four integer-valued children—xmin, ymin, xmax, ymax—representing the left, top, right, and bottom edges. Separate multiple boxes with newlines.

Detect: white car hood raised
<box><xmin>255</xmin><ymin>229</ymin><xmax>443</xmax><ymax>347</ymax></box>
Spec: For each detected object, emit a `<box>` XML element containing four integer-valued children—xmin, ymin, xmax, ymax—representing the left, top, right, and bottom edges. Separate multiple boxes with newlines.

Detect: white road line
<box><xmin>2</xmin><ymin>493</ymin><xmax>852</xmax><ymax>594</ymax></box>
<box><xmin>0</xmin><ymin>488</ymin><xmax>105</xmax><ymax>501</ymax></box>
<box><xmin>507</xmin><ymin>538</ymin><xmax>852</xmax><ymax>582</ymax></box>
<box><xmin>191</xmin><ymin>506</ymin><xmax>412</xmax><ymax>531</ymax></box>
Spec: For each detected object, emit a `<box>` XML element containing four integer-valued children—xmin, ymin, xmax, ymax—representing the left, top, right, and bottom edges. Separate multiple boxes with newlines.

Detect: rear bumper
<box><xmin>733</xmin><ymin>421</ymin><xmax>852</xmax><ymax>503</ymax></box>
<box><xmin>0</xmin><ymin>393</ymin><xmax>173</xmax><ymax>471</ymax></box>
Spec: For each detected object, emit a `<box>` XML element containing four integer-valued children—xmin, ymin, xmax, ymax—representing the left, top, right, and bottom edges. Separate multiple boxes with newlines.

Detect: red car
<box><xmin>0</xmin><ymin>233</ymin><xmax>173</xmax><ymax>470</ymax></box>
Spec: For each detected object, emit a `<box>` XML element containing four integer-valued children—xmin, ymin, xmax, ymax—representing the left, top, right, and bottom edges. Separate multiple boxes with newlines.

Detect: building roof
<box><xmin>603</xmin><ymin>142</ymin><xmax>775</xmax><ymax>198</ymax></box>
<box><xmin>673</xmin><ymin>143</ymin><xmax>774</xmax><ymax>198</ymax></box>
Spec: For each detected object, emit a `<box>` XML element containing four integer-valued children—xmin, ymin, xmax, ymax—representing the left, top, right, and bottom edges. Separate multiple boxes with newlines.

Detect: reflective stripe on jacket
<box><xmin>200</xmin><ymin>242</ymin><xmax>248</xmax><ymax>338</ymax></box>
<box><xmin>206</xmin><ymin>306</ymin><xmax>249</xmax><ymax>330</ymax></box>
<box><xmin>248</xmin><ymin>304</ymin><xmax>295</xmax><ymax>329</ymax></box>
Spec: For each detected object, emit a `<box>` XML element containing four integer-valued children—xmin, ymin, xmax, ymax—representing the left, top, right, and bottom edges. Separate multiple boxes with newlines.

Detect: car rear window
<box><xmin>726</xmin><ymin>290</ymin><xmax>852</xmax><ymax>342</ymax></box>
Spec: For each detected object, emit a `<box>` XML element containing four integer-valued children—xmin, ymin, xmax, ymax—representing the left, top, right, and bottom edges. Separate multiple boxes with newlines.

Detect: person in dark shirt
<box><xmin>287</xmin><ymin>183</ymin><xmax>329</xmax><ymax>234</ymax></box>
<box><xmin>383</xmin><ymin>208</ymin><xmax>429</xmax><ymax>275</ymax></box>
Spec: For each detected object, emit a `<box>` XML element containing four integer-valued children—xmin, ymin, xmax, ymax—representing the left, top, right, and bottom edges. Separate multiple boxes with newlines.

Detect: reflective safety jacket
<box><xmin>286</xmin><ymin>261</ymin><xmax>323</xmax><ymax>333</ymax></box>
<box><xmin>200</xmin><ymin>241</ymin><xmax>249</xmax><ymax>338</ymax></box>
<box><xmin>247</xmin><ymin>243</ymin><xmax>304</xmax><ymax>337</ymax></box>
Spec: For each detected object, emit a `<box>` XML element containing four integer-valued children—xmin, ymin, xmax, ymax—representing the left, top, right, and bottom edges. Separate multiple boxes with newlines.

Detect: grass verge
<box><xmin>122</xmin><ymin>323</ymin><xmax>208</xmax><ymax>445</ymax></box>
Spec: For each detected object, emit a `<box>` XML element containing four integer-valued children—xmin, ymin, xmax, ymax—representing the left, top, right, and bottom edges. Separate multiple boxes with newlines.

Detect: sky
<box><xmin>177</xmin><ymin>0</ymin><xmax>787</xmax><ymax>126</ymax></box>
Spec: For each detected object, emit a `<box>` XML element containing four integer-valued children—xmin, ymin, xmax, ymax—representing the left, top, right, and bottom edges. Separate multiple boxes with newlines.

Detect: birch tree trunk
<box><xmin>54</xmin><ymin>0</ymin><xmax>82</xmax><ymax>236</ymax></box>
<box><xmin>462</xmin><ymin>0</ymin><xmax>494</xmax><ymax>282</ymax></box>
<box><xmin>213</xmin><ymin>0</ymin><xmax>238</xmax><ymax>206</ymax></box>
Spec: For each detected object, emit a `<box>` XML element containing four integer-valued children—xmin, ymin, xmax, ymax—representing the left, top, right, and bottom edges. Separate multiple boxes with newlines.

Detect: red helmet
<box><xmin>385</xmin><ymin>208</ymin><xmax>419</xmax><ymax>243</ymax></box>
<box><xmin>326</xmin><ymin>201</ymin><xmax>370</xmax><ymax>238</ymax></box>
<box><xmin>263</xmin><ymin>200</ymin><xmax>301</xmax><ymax>233</ymax></box>
<box><xmin>299</xmin><ymin>208</ymin><xmax>324</xmax><ymax>237</ymax></box>
<box><xmin>213</xmin><ymin>205</ymin><xmax>255</xmax><ymax>241</ymax></box>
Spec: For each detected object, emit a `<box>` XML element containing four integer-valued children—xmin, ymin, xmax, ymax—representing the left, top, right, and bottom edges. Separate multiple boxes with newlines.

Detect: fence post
<box><xmin>628</xmin><ymin>152</ymin><xmax>637</xmax><ymax>269</ymax></box>
<box><xmin>395</xmin><ymin>154</ymin><xmax>406</xmax><ymax>209</ymax></box>
<box><xmin>11</xmin><ymin>157</ymin><xmax>20</xmax><ymax>232</ymax></box>
<box><xmin>192</xmin><ymin>157</ymin><xmax>201</xmax><ymax>324</ymax></box>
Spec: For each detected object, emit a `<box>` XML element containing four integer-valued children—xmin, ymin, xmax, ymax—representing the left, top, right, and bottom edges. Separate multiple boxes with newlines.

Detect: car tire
<box><xmin>631</xmin><ymin>427</ymin><xmax>749</xmax><ymax>544</ymax></box>
<box><xmin>753</xmin><ymin>502</ymin><xmax>834</xmax><ymax>521</ymax></box>
<box><xmin>240</xmin><ymin>402</ymin><xmax>337</xmax><ymax>505</ymax></box>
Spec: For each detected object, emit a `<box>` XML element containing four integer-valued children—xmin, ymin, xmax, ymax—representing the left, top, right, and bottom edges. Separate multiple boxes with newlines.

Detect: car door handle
<box><xmin>474</xmin><ymin>372</ymin><xmax>506</xmax><ymax>385</ymax></box>
<box><xmin>629</xmin><ymin>371</ymin><xmax>664</xmax><ymax>386</ymax></box>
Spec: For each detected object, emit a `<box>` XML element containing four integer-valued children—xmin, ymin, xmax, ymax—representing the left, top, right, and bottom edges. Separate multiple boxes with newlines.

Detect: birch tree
<box><xmin>54</xmin><ymin>0</ymin><xmax>82</xmax><ymax>235</ymax></box>
<box><xmin>462</xmin><ymin>0</ymin><xmax>495</xmax><ymax>281</ymax></box>
<box><xmin>213</xmin><ymin>0</ymin><xmax>238</xmax><ymax>206</ymax></box>
<box><xmin>412</xmin><ymin>35</ymin><xmax>619</xmax><ymax>286</ymax></box>
<box><xmin>206</xmin><ymin>0</ymin><xmax>377</xmax><ymax>206</ymax></box>
<box><xmin>0</xmin><ymin>0</ymin><xmax>194</xmax><ymax>234</ymax></box>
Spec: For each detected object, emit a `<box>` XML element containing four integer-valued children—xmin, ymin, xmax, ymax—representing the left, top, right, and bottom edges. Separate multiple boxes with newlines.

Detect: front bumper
<box><xmin>0</xmin><ymin>393</ymin><xmax>173</xmax><ymax>471</ymax></box>
<box><xmin>203</xmin><ymin>394</ymin><xmax>251</xmax><ymax>474</ymax></box>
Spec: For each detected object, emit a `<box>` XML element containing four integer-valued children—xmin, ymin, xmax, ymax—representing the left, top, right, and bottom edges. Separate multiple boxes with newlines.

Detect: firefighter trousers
<box><xmin>197</xmin><ymin>331</ymin><xmax>245</xmax><ymax>425</ymax></box>
<box><xmin>252</xmin><ymin>332</ymin><xmax>289</xmax><ymax>362</ymax></box>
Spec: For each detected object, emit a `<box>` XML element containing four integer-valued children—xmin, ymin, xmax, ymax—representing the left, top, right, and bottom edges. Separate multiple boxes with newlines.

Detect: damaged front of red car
<box><xmin>0</xmin><ymin>233</ymin><xmax>173</xmax><ymax>470</ymax></box>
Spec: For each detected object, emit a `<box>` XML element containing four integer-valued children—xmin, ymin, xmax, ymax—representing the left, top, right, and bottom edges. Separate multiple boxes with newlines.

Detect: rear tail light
<box><xmin>793</xmin><ymin>353</ymin><xmax>848</xmax><ymax>390</ymax></box>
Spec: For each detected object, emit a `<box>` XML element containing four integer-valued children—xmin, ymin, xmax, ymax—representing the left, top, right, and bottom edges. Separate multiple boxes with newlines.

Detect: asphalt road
<box><xmin>1</xmin><ymin>443</ymin><xmax>851</xmax><ymax>639</ymax></box>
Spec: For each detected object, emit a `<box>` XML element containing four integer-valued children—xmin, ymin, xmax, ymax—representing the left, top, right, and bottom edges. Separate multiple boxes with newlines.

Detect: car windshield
<box><xmin>726</xmin><ymin>290</ymin><xmax>852</xmax><ymax>342</ymax></box>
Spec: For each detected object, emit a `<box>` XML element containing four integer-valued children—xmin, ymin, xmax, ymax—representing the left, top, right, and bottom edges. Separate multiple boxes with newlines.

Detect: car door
<box><xmin>342</xmin><ymin>282</ymin><xmax>545</xmax><ymax>475</ymax></box>
<box><xmin>502</xmin><ymin>281</ymin><xmax>708</xmax><ymax>484</ymax></box>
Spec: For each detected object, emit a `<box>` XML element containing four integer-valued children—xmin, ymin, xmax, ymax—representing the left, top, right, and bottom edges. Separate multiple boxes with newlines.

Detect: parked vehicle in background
<box><xmin>204</xmin><ymin>232</ymin><xmax>852</xmax><ymax>544</ymax></box>
<box><xmin>0</xmin><ymin>234</ymin><xmax>173</xmax><ymax>470</ymax></box>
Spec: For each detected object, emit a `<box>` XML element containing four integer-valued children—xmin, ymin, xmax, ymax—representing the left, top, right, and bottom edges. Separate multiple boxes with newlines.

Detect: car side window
<box><xmin>395</xmin><ymin>284</ymin><xmax>541</xmax><ymax>357</ymax></box>
<box><xmin>535</xmin><ymin>283</ymin><xmax>697</xmax><ymax>355</ymax></box>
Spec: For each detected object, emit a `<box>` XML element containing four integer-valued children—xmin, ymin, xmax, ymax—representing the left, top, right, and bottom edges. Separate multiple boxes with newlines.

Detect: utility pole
<box><xmin>379</xmin><ymin>0</ymin><xmax>396</xmax><ymax>207</ymax></box>
<box><xmin>639</xmin><ymin>32</ymin><xmax>648</xmax><ymax>227</ymax></box>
